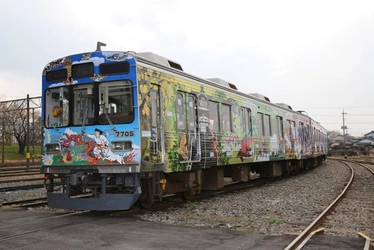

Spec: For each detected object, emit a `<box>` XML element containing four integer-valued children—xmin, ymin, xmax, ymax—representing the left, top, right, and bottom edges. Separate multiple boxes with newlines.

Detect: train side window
<box><xmin>305</xmin><ymin>124</ymin><xmax>310</xmax><ymax>141</ymax></box>
<box><xmin>257</xmin><ymin>112</ymin><xmax>264</xmax><ymax>136</ymax></box>
<box><xmin>176</xmin><ymin>93</ymin><xmax>186</xmax><ymax>130</ymax></box>
<box><xmin>209</xmin><ymin>101</ymin><xmax>220</xmax><ymax>132</ymax></box>
<box><xmin>240</xmin><ymin>108</ymin><xmax>251</xmax><ymax>135</ymax></box>
<box><xmin>292</xmin><ymin>121</ymin><xmax>296</xmax><ymax>139</ymax></box>
<box><xmin>276</xmin><ymin>116</ymin><xmax>283</xmax><ymax>137</ymax></box>
<box><xmin>299</xmin><ymin>122</ymin><xmax>304</xmax><ymax>140</ymax></box>
<box><xmin>264</xmin><ymin>114</ymin><xmax>271</xmax><ymax>136</ymax></box>
<box><xmin>188</xmin><ymin>95</ymin><xmax>196</xmax><ymax>131</ymax></box>
<box><xmin>240</xmin><ymin>108</ymin><xmax>245</xmax><ymax>133</ymax></box>
<box><xmin>222</xmin><ymin>104</ymin><xmax>232</xmax><ymax>133</ymax></box>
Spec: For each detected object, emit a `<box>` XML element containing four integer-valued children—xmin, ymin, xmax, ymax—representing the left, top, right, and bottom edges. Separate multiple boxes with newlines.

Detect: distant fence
<box><xmin>0</xmin><ymin>95</ymin><xmax>41</xmax><ymax>168</ymax></box>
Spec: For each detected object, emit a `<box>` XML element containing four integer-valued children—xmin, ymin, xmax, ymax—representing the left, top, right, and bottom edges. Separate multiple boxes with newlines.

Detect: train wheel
<box><xmin>180</xmin><ymin>189</ymin><xmax>193</xmax><ymax>200</ymax></box>
<box><xmin>137</xmin><ymin>179</ymin><xmax>154</xmax><ymax>208</ymax></box>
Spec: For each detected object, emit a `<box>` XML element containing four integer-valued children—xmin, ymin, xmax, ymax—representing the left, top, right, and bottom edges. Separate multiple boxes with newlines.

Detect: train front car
<box><xmin>41</xmin><ymin>50</ymin><xmax>142</xmax><ymax>210</ymax></box>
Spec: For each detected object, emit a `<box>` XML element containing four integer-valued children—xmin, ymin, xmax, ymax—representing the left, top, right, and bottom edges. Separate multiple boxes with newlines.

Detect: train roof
<box><xmin>136</xmin><ymin>52</ymin><xmax>183</xmax><ymax>71</ymax></box>
<box><xmin>129</xmin><ymin>50</ymin><xmax>323</xmax><ymax>128</ymax></box>
<box><xmin>207</xmin><ymin>78</ymin><xmax>238</xmax><ymax>90</ymax></box>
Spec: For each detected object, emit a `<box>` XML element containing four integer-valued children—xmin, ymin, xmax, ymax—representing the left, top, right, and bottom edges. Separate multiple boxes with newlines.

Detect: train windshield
<box><xmin>98</xmin><ymin>81</ymin><xmax>134</xmax><ymax>124</ymax></box>
<box><xmin>45</xmin><ymin>86</ymin><xmax>70</xmax><ymax>128</ymax></box>
<box><xmin>44</xmin><ymin>80</ymin><xmax>134</xmax><ymax>128</ymax></box>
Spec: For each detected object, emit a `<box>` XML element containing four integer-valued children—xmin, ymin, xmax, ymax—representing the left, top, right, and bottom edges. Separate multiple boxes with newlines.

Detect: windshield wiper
<box><xmin>81</xmin><ymin>98</ymin><xmax>88</xmax><ymax>134</ymax></box>
<box><xmin>101</xmin><ymin>104</ymin><xmax>117</xmax><ymax>132</ymax></box>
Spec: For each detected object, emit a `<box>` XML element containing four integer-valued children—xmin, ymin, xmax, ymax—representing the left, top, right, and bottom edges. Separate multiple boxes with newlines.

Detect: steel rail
<box><xmin>0</xmin><ymin>177</ymin><xmax>44</xmax><ymax>184</ymax></box>
<box><xmin>284</xmin><ymin>160</ymin><xmax>355</xmax><ymax>250</ymax></box>
<box><xmin>0</xmin><ymin>197</ymin><xmax>47</xmax><ymax>207</ymax></box>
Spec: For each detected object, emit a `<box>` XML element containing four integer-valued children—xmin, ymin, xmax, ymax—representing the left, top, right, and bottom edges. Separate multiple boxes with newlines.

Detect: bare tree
<box><xmin>0</xmin><ymin>97</ymin><xmax>42</xmax><ymax>155</ymax></box>
<box><xmin>326</xmin><ymin>130</ymin><xmax>341</xmax><ymax>148</ymax></box>
<box><xmin>6</xmin><ymin>108</ymin><xmax>28</xmax><ymax>154</ymax></box>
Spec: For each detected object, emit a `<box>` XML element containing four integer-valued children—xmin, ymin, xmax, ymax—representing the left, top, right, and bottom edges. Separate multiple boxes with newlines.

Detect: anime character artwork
<box><xmin>42</xmin><ymin>128</ymin><xmax>139</xmax><ymax>166</ymax></box>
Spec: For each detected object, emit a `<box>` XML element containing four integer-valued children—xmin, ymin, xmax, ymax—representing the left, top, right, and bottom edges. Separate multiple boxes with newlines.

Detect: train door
<box><xmin>187</xmin><ymin>94</ymin><xmax>201</xmax><ymax>163</ymax></box>
<box><xmin>299</xmin><ymin>122</ymin><xmax>305</xmax><ymax>154</ymax></box>
<box><xmin>287</xmin><ymin>119</ymin><xmax>296</xmax><ymax>157</ymax></box>
<box><xmin>150</xmin><ymin>85</ymin><xmax>163</xmax><ymax>163</ymax></box>
<box><xmin>176</xmin><ymin>92</ymin><xmax>201</xmax><ymax>169</ymax></box>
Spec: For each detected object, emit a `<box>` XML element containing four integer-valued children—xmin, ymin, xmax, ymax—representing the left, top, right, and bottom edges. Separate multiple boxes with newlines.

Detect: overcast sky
<box><xmin>1</xmin><ymin>0</ymin><xmax>373</xmax><ymax>137</ymax></box>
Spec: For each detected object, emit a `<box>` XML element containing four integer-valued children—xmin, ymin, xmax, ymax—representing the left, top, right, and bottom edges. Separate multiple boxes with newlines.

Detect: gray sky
<box><xmin>1</xmin><ymin>0</ymin><xmax>373</xmax><ymax>137</ymax></box>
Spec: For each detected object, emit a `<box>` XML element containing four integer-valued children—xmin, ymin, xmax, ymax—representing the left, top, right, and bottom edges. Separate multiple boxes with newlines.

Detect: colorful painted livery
<box><xmin>41</xmin><ymin>42</ymin><xmax>327</xmax><ymax>210</ymax></box>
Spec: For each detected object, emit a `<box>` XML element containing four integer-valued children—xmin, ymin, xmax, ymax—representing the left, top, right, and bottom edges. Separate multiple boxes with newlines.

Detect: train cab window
<box><xmin>221</xmin><ymin>104</ymin><xmax>232</xmax><ymax>132</ymax></box>
<box><xmin>45</xmin><ymin>87</ymin><xmax>69</xmax><ymax>128</ymax></box>
<box><xmin>209</xmin><ymin>101</ymin><xmax>220</xmax><ymax>132</ymax></box>
<box><xmin>98</xmin><ymin>81</ymin><xmax>134</xmax><ymax>124</ymax></box>
<box><xmin>73</xmin><ymin>84</ymin><xmax>95</xmax><ymax>126</ymax></box>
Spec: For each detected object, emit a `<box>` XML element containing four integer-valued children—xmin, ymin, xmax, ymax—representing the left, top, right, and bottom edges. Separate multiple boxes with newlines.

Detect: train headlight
<box><xmin>46</xmin><ymin>143</ymin><xmax>61</xmax><ymax>153</ymax></box>
<box><xmin>51</xmin><ymin>106</ymin><xmax>62</xmax><ymax>117</ymax></box>
<box><xmin>111</xmin><ymin>141</ymin><xmax>132</xmax><ymax>151</ymax></box>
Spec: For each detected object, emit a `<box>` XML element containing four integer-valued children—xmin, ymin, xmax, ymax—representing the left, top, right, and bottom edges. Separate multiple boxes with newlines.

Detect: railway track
<box><xmin>0</xmin><ymin>165</ymin><xmax>44</xmax><ymax>185</ymax></box>
<box><xmin>0</xmin><ymin>197</ymin><xmax>48</xmax><ymax>208</ymax></box>
<box><xmin>285</xmin><ymin>160</ymin><xmax>374</xmax><ymax>250</ymax></box>
<box><xmin>0</xmin><ymin>183</ymin><xmax>45</xmax><ymax>192</ymax></box>
<box><xmin>0</xmin><ymin>171</ymin><xmax>41</xmax><ymax>178</ymax></box>
<box><xmin>0</xmin><ymin>166</ymin><xmax>40</xmax><ymax>172</ymax></box>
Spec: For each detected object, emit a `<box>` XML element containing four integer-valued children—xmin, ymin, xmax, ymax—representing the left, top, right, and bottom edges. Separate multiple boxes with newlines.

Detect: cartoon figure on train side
<box><xmin>83</xmin><ymin>128</ymin><xmax>113</xmax><ymax>163</ymax></box>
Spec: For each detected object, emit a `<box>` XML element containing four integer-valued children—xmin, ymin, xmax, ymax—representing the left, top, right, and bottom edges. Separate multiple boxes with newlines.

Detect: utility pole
<box><xmin>1</xmin><ymin>115</ymin><xmax>4</xmax><ymax>164</ymax></box>
<box><xmin>341</xmin><ymin>110</ymin><xmax>347</xmax><ymax>146</ymax></box>
<box><xmin>26</xmin><ymin>94</ymin><xmax>30</xmax><ymax>170</ymax></box>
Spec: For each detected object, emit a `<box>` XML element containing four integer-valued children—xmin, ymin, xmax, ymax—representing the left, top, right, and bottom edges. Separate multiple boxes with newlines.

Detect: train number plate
<box><xmin>114</xmin><ymin>131</ymin><xmax>135</xmax><ymax>137</ymax></box>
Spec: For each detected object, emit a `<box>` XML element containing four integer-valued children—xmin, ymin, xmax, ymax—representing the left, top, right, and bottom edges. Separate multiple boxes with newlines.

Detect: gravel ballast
<box><xmin>137</xmin><ymin>160</ymin><xmax>351</xmax><ymax>235</ymax></box>
<box><xmin>1</xmin><ymin>160</ymin><xmax>352</xmax><ymax>236</ymax></box>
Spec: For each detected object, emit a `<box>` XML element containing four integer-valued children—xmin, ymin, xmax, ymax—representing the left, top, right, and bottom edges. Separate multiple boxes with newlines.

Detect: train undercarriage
<box><xmin>43</xmin><ymin>155</ymin><xmax>325</xmax><ymax>211</ymax></box>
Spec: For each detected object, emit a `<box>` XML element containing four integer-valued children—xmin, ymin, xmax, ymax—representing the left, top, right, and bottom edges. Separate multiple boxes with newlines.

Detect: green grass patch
<box><xmin>269</xmin><ymin>218</ymin><xmax>283</xmax><ymax>225</ymax></box>
<box><xmin>187</xmin><ymin>201</ymin><xmax>199</xmax><ymax>210</ymax></box>
<box><xmin>0</xmin><ymin>145</ymin><xmax>41</xmax><ymax>162</ymax></box>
